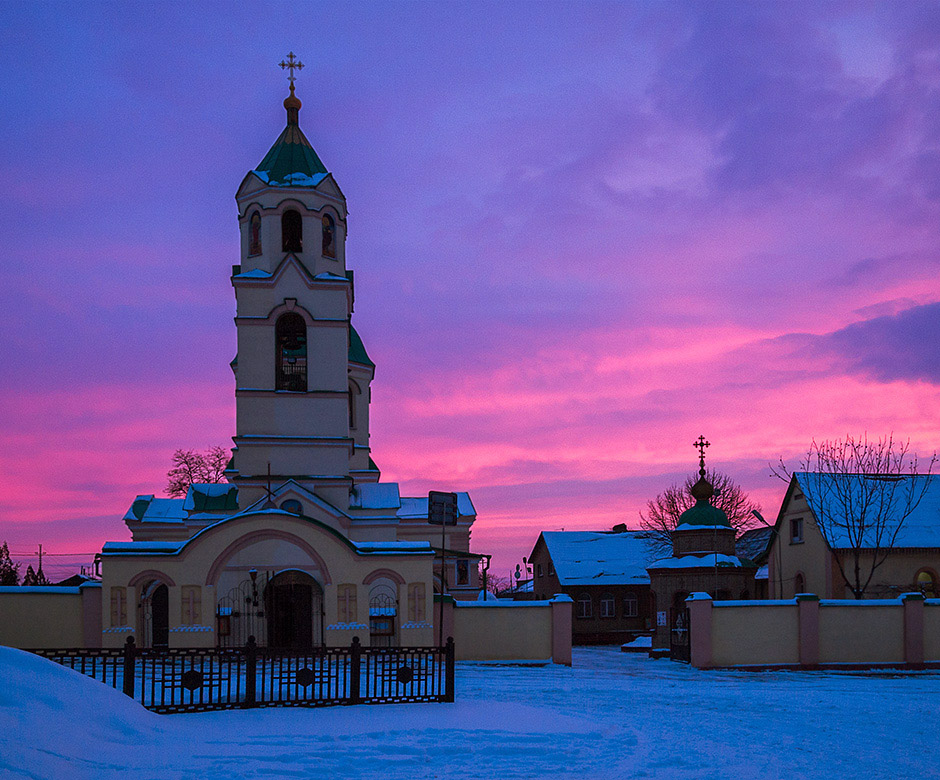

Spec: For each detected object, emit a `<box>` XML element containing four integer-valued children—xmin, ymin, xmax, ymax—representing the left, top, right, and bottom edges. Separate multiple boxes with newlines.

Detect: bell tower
<box><xmin>227</xmin><ymin>55</ymin><xmax>378</xmax><ymax>512</ymax></box>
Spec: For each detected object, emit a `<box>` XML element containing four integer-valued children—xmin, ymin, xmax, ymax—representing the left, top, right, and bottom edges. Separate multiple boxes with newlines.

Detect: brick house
<box><xmin>527</xmin><ymin>530</ymin><xmax>653</xmax><ymax>644</ymax></box>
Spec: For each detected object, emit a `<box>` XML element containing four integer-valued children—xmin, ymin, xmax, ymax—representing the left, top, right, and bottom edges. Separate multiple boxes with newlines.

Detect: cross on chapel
<box><xmin>694</xmin><ymin>435</ymin><xmax>710</xmax><ymax>476</ymax></box>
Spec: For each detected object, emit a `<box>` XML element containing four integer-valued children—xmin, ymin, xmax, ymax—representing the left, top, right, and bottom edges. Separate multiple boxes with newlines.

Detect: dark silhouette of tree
<box><xmin>0</xmin><ymin>542</ymin><xmax>19</xmax><ymax>586</ymax></box>
<box><xmin>166</xmin><ymin>446</ymin><xmax>230</xmax><ymax>497</ymax></box>
<box><xmin>773</xmin><ymin>434</ymin><xmax>936</xmax><ymax>599</ymax></box>
<box><xmin>21</xmin><ymin>564</ymin><xmax>49</xmax><ymax>586</ymax></box>
<box><xmin>640</xmin><ymin>469</ymin><xmax>762</xmax><ymax>558</ymax></box>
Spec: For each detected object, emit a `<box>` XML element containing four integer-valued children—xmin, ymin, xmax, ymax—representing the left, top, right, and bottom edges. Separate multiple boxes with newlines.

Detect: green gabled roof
<box><xmin>349</xmin><ymin>325</ymin><xmax>374</xmax><ymax>367</ymax></box>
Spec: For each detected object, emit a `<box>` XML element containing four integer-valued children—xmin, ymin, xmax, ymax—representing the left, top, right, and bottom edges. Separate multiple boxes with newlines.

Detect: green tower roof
<box><xmin>349</xmin><ymin>325</ymin><xmax>374</xmax><ymax>368</ymax></box>
<box><xmin>252</xmin><ymin>85</ymin><xmax>329</xmax><ymax>188</ymax></box>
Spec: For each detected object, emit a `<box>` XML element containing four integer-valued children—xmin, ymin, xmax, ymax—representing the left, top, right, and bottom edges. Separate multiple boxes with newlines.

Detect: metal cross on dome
<box><xmin>279</xmin><ymin>52</ymin><xmax>304</xmax><ymax>85</ymax></box>
<box><xmin>694</xmin><ymin>435</ymin><xmax>710</xmax><ymax>475</ymax></box>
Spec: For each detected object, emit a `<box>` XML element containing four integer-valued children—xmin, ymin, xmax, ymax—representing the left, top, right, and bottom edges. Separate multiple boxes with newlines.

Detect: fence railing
<box><xmin>32</xmin><ymin>636</ymin><xmax>455</xmax><ymax>714</ymax></box>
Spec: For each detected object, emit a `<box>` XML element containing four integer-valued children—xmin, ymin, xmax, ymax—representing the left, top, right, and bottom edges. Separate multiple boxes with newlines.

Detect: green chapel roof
<box><xmin>676</xmin><ymin>475</ymin><xmax>732</xmax><ymax>529</ymax></box>
<box><xmin>251</xmin><ymin>86</ymin><xmax>329</xmax><ymax>188</ymax></box>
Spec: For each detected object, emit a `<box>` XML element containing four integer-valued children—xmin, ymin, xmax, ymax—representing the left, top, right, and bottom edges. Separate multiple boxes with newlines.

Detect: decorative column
<box><xmin>797</xmin><ymin>593</ymin><xmax>819</xmax><ymax>669</ymax></box>
<box><xmin>550</xmin><ymin>594</ymin><xmax>573</xmax><ymax>666</ymax></box>
<box><xmin>687</xmin><ymin>593</ymin><xmax>713</xmax><ymax>669</ymax></box>
<box><xmin>903</xmin><ymin>592</ymin><xmax>925</xmax><ymax>669</ymax></box>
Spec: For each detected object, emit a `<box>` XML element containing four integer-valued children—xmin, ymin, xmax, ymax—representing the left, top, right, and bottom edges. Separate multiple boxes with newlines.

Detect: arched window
<box><xmin>600</xmin><ymin>593</ymin><xmax>615</xmax><ymax>618</ymax></box>
<box><xmin>348</xmin><ymin>381</ymin><xmax>360</xmax><ymax>429</ymax></box>
<box><xmin>916</xmin><ymin>569</ymin><xmax>936</xmax><ymax>598</ymax></box>
<box><xmin>322</xmin><ymin>213</ymin><xmax>336</xmax><ymax>258</ymax></box>
<box><xmin>249</xmin><ymin>212</ymin><xmax>262</xmax><ymax>255</ymax></box>
<box><xmin>576</xmin><ymin>593</ymin><xmax>592</xmax><ymax>619</ymax></box>
<box><xmin>275</xmin><ymin>313</ymin><xmax>307</xmax><ymax>391</ymax></box>
<box><xmin>280</xmin><ymin>499</ymin><xmax>303</xmax><ymax>514</ymax></box>
<box><xmin>282</xmin><ymin>209</ymin><xmax>302</xmax><ymax>253</ymax></box>
<box><xmin>623</xmin><ymin>592</ymin><xmax>638</xmax><ymax>618</ymax></box>
<box><xmin>794</xmin><ymin>572</ymin><xmax>805</xmax><ymax>596</ymax></box>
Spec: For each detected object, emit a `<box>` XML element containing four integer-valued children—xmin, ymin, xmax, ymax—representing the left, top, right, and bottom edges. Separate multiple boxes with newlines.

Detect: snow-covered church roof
<box><xmin>539</xmin><ymin>531</ymin><xmax>654</xmax><ymax>586</ymax></box>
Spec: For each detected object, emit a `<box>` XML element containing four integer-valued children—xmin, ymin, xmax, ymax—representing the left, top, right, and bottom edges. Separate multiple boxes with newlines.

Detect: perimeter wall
<box><xmin>688</xmin><ymin>592</ymin><xmax>939</xmax><ymax>669</ymax></box>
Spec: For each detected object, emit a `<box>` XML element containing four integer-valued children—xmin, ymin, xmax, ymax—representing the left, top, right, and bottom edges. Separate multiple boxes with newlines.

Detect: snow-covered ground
<box><xmin>2</xmin><ymin>644</ymin><xmax>938</xmax><ymax>779</ymax></box>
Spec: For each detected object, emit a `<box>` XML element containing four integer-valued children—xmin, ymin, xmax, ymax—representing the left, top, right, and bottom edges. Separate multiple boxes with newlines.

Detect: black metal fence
<box><xmin>32</xmin><ymin>636</ymin><xmax>455</xmax><ymax>714</ymax></box>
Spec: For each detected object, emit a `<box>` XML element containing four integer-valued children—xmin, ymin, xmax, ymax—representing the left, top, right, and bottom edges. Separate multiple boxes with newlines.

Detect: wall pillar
<box><xmin>687</xmin><ymin>593</ymin><xmax>713</xmax><ymax>669</ymax></box>
<box><xmin>903</xmin><ymin>592</ymin><xmax>925</xmax><ymax>669</ymax></box>
<box><xmin>80</xmin><ymin>583</ymin><xmax>102</xmax><ymax>648</ymax></box>
<box><xmin>550</xmin><ymin>594</ymin><xmax>573</xmax><ymax>666</ymax></box>
<box><xmin>797</xmin><ymin>593</ymin><xmax>819</xmax><ymax>668</ymax></box>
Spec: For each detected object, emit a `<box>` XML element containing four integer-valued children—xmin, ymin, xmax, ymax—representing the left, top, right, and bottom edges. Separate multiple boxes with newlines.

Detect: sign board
<box><xmin>428</xmin><ymin>491</ymin><xmax>459</xmax><ymax>526</ymax></box>
<box><xmin>657</xmin><ymin>611</ymin><xmax>667</xmax><ymax>627</ymax></box>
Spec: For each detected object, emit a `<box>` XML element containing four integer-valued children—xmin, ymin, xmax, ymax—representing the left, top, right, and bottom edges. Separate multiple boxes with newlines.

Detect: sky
<box><xmin>1</xmin><ymin>1</ymin><xmax>939</xmax><ymax>579</ymax></box>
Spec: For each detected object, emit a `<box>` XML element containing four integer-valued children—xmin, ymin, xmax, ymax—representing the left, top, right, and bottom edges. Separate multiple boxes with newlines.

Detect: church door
<box><xmin>264</xmin><ymin>570</ymin><xmax>323</xmax><ymax>649</ymax></box>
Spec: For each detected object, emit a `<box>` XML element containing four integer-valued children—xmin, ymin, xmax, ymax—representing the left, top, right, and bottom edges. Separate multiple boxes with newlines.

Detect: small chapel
<box><xmin>97</xmin><ymin>60</ymin><xmax>482</xmax><ymax>651</ymax></box>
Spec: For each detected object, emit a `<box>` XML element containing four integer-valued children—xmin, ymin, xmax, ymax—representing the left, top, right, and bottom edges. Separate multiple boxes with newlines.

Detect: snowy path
<box><xmin>2</xmin><ymin>645</ymin><xmax>939</xmax><ymax>779</ymax></box>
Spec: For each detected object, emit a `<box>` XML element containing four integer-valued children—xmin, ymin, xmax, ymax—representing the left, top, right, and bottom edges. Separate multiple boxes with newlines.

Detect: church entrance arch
<box><xmin>265</xmin><ymin>570</ymin><xmax>324</xmax><ymax>649</ymax></box>
<box><xmin>141</xmin><ymin>581</ymin><xmax>169</xmax><ymax>649</ymax></box>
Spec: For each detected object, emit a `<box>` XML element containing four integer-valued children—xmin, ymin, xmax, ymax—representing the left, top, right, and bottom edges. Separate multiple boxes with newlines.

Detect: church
<box><xmin>98</xmin><ymin>65</ymin><xmax>482</xmax><ymax>651</ymax></box>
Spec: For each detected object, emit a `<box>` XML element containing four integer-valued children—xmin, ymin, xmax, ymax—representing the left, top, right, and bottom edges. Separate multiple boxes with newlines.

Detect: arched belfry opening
<box><xmin>282</xmin><ymin>209</ymin><xmax>302</xmax><ymax>253</ymax></box>
<box><xmin>275</xmin><ymin>312</ymin><xmax>307</xmax><ymax>391</ymax></box>
<box><xmin>249</xmin><ymin>212</ymin><xmax>262</xmax><ymax>255</ymax></box>
<box><xmin>322</xmin><ymin>213</ymin><xmax>335</xmax><ymax>258</ymax></box>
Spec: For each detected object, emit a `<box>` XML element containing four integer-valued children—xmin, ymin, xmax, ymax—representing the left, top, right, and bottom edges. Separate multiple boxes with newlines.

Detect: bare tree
<box><xmin>166</xmin><ymin>446</ymin><xmax>230</xmax><ymax>497</ymax></box>
<box><xmin>772</xmin><ymin>434</ymin><xmax>937</xmax><ymax>599</ymax></box>
<box><xmin>640</xmin><ymin>469</ymin><xmax>762</xmax><ymax>558</ymax></box>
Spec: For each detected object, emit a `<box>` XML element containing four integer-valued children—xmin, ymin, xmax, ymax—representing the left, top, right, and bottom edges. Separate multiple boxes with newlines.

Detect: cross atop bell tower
<box><xmin>279</xmin><ymin>51</ymin><xmax>305</xmax><ymax>85</ymax></box>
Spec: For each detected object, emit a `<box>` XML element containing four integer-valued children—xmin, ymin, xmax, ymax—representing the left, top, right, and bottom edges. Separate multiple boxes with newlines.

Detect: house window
<box><xmin>181</xmin><ymin>585</ymin><xmax>201</xmax><ymax>625</ymax></box>
<box><xmin>407</xmin><ymin>583</ymin><xmax>426</xmax><ymax>622</ymax></box>
<box><xmin>600</xmin><ymin>593</ymin><xmax>615</xmax><ymax>618</ymax></box>
<box><xmin>916</xmin><ymin>570</ymin><xmax>936</xmax><ymax>598</ymax></box>
<box><xmin>537</xmin><ymin>563</ymin><xmax>543</xmax><ymax>578</ymax></box>
<box><xmin>547</xmin><ymin>561</ymin><xmax>554</xmax><ymax>576</ymax></box>
<box><xmin>455</xmin><ymin>559</ymin><xmax>469</xmax><ymax>586</ymax></box>
<box><xmin>337</xmin><ymin>584</ymin><xmax>357</xmax><ymax>623</ymax></box>
<box><xmin>794</xmin><ymin>572</ymin><xmax>805</xmax><ymax>595</ymax></box>
<box><xmin>282</xmin><ymin>209</ymin><xmax>302</xmax><ymax>253</ymax></box>
<box><xmin>322</xmin><ymin>213</ymin><xmax>336</xmax><ymax>258</ymax></box>
<box><xmin>280</xmin><ymin>499</ymin><xmax>302</xmax><ymax>514</ymax></box>
<box><xmin>790</xmin><ymin>517</ymin><xmax>804</xmax><ymax>544</ymax></box>
<box><xmin>576</xmin><ymin>593</ymin><xmax>592</xmax><ymax>619</ymax></box>
<box><xmin>623</xmin><ymin>592</ymin><xmax>638</xmax><ymax>618</ymax></box>
<box><xmin>275</xmin><ymin>312</ymin><xmax>307</xmax><ymax>391</ymax></box>
<box><xmin>249</xmin><ymin>212</ymin><xmax>262</xmax><ymax>255</ymax></box>
<box><xmin>110</xmin><ymin>586</ymin><xmax>127</xmax><ymax>627</ymax></box>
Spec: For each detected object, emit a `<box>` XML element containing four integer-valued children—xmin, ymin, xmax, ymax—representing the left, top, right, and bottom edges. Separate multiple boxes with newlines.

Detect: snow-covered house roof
<box><xmin>792</xmin><ymin>472</ymin><xmax>940</xmax><ymax>549</ymax></box>
<box><xmin>538</xmin><ymin>531</ymin><xmax>654</xmax><ymax>586</ymax></box>
<box><xmin>736</xmin><ymin>526</ymin><xmax>774</xmax><ymax>562</ymax></box>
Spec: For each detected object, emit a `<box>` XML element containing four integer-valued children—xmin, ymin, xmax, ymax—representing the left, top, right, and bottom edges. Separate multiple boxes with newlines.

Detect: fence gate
<box><xmin>669</xmin><ymin>607</ymin><xmax>690</xmax><ymax>663</ymax></box>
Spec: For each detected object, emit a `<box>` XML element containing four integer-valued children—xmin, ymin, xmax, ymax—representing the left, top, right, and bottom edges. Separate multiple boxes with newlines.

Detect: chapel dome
<box><xmin>676</xmin><ymin>475</ymin><xmax>732</xmax><ymax>529</ymax></box>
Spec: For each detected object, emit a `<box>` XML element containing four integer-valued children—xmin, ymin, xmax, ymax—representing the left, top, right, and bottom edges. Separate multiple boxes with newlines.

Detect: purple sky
<box><xmin>2</xmin><ymin>1</ymin><xmax>940</xmax><ymax>578</ymax></box>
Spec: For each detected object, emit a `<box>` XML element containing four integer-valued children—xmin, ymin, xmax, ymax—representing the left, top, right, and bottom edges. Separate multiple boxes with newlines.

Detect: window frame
<box><xmin>600</xmin><ymin>593</ymin><xmax>616</xmax><ymax>619</ymax></box>
<box><xmin>576</xmin><ymin>593</ymin><xmax>593</xmax><ymax>619</ymax></box>
<box><xmin>623</xmin><ymin>592</ymin><xmax>638</xmax><ymax>618</ymax></box>
<box><xmin>790</xmin><ymin>516</ymin><xmax>804</xmax><ymax>544</ymax></box>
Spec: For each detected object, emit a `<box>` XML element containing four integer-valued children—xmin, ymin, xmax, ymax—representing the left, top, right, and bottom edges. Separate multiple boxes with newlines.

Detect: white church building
<box><xmin>0</xmin><ymin>69</ymin><xmax>572</xmax><ymax>664</ymax></box>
